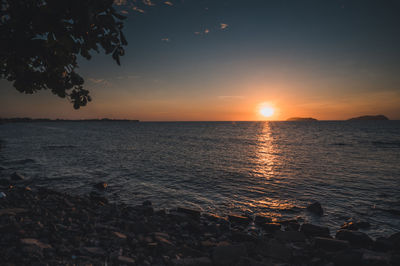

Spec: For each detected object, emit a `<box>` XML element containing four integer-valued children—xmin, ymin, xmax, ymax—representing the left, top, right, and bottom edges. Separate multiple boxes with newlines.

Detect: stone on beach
<box><xmin>314</xmin><ymin>237</ymin><xmax>349</xmax><ymax>251</ymax></box>
<box><xmin>300</xmin><ymin>223</ymin><xmax>330</xmax><ymax>237</ymax></box>
<box><xmin>212</xmin><ymin>244</ymin><xmax>248</xmax><ymax>265</ymax></box>
<box><xmin>11</xmin><ymin>172</ymin><xmax>25</xmax><ymax>181</ymax></box>
<box><xmin>228</xmin><ymin>214</ymin><xmax>251</xmax><ymax>225</ymax></box>
<box><xmin>335</xmin><ymin>229</ymin><xmax>373</xmax><ymax>248</ymax></box>
<box><xmin>94</xmin><ymin>181</ymin><xmax>108</xmax><ymax>190</ymax></box>
<box><xmin>306</xmin><ymin>201</ymin><xmax>324</xmax><ymax>216</ymax></box>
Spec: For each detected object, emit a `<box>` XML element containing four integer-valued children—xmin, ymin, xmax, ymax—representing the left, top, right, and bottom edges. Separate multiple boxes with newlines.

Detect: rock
<box><xmin>387</xmin><ymin>232</ymin><xmax>400</xmax><ymax>250</ymax></box>
<box><xmin>0</xmin><ymin>179</ymin><xmax>10</xmax><ymax>186</ymax></box>
<box><xmin>307</xmin><ymin>201</ymin><xmax>323</xmax><ymax>216</ymax></box>
<box><xmin>373</xmin><ymin>237</ymin><xmax>392</xmax><ymax>251</ymax></box>
<box><xmin>314</xmin><ymin>237</ymin><xmax>349</xmax><ymax>251</ymax></box>
<box><xmin>254</xmin><ymin>215</ymin><xmax>272</xmax><ymax>225</ymax></box>
<box><xmin>332</xmin><ymin>250</ymin><xmax>363</xmax><ymax>266</ymax></box>
<box><xmin>142</xmin><ymin>200</ymin><xmax>152</xmax><ymax>206</ymax></box>
<box><xmin>20</xmin><ymin>238</ymin><xmax>52</xmax><ymax>249</ymax></box>
<box><xmin>262</xmin><ymin>239</ymin><xmax>292</xmax><ymax>261</ymax></box>
<box><xmin>117</xmin><ymin>256</ymin><xmax>136</xmax><ymax>265</ymax></box>
<box><xmin>231</xmin><ymin>231</ymin><xmax>258</xmax><ymax>242</ymax></box>
<box><xmin>113</xmin><ymin>231</ymin><xmax>127</xmax><ymax>239</ymax></box>
<box><xmin>177</xmin><ymin>207</ymin><xmax>201</xmax><ymax>219</ymax></box>
<box><xmin>0</xmin><ymin>191</ymin><xmax>6</xmax><ymax>199</ymax></box>
<box><xmin>89</xmin><ymin>191</ymin><xmax>108</xmax><ymax>204</ymax></box>
<box><xmin>274</xmin><ymin>230</ymin><xmax>306</xmax><ymax>242</ymax></box>
<box><xmin>83</xmin><ymin>247</ymin><xmax>106</xmax><ymax>256</ymax></box>
<box><xmin>362</xmin><ymin>250</ymin><xmax>390</xmax><ymax>266</ymax></box>
<box><xmin>0</xmin><ymin>208</ymin><xmax>28</xmax><ymax>216</ymax></box>
<box><xmin>94</xmin><ymin>182</ymin><xmax>107</xmax><ymax>190</ymax></box>
<box><xmin>171</xmin><ymin>257</ymin><xmax>212</xmax><ymax>266</ymax></box>
<box><xmin>300</xmin><ymin>223</ymin><xmax>330</xmax><ymax>238</ymax></box>
<box><xmin>335</xmin><ymin>229</ymin><xmax>373</xmax><ymax>248</ymax></box>
<box><xmin>212</xmin><ymin>244</ymin><xmax>248</xmax><ymax>265</ymax></box>
<box><xmin>341</xmin><ymin>221</ymin><xmax>370</xmax><ymax>230</ymax></box>
<box><xmin>228</xmin><ymin>215</ymin><xmax>250</xmax><ymax>225</ymax></box>
<box><xmin>10</xmin><ymin>172</ymin><xmax>25</xmax><ymax>181</ymax></box>
<box><xmin>260</xmin><ymin>222</ymin><xmax>281</xmax><ymax>232</ymax></box>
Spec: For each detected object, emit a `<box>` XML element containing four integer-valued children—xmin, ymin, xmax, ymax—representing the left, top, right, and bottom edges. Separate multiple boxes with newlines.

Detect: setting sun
<box><xmin>260</xmin><ymin>106</ymin><xmax>275</xmax><ymax>117</ymax></box>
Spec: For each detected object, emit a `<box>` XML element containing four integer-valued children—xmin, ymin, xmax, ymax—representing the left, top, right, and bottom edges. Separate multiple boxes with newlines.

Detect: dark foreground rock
<box><xmin>0</xmin><ymin>184</ymin><xmax>398</xmax><ymax>265</ymax></box>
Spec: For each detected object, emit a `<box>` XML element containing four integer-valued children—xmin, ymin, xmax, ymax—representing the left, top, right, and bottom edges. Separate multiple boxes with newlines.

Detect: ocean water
<box><xmin>0</xmin><ymin>121</ymin><xmax>399</xmax><ymax>237</ymax></box>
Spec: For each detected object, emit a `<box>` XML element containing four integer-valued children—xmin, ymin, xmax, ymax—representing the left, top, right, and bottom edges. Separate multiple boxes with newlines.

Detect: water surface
<box><xmin>1</xmin><ymin>121</ymin><xmax>399</xmax><ymax>237</ymax></box>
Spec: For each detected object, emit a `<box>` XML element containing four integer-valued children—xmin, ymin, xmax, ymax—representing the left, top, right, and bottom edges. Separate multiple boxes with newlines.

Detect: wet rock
<box><xmin>314</xmin><ymin>237</ymin><xmax>349</xmax><ymax>251</ymax></box>
<box><xmin>341</xmin><ymin>221</ymin><xmax>370</xmax><ymax>230</ymax></box>
<box><xmin>260</xmin><ymin>222</ymin><xmax>281</xmax><ymax>232</ymax></box>
<box><xmin>262</xmin><ymin>239</ymin><xmax>292</xmax><ymax>261</ymax></box>
<box><xmin>94</xmin><ymin>181</ymin><xmax>108</xmax><ymax>190</ymax></box>
<box><xmin>254</xmin><ymin>215</ymin><xmax>272</xmax><ymax>225</ymax></box>
<box><xmin>274</xmin><ymin>230</ymin><xmax>306</xmax><ymax>242</ymax></box>
<box><xmin>171</xmin><ymin>257</ymin><xmax>212</xmax><ymax>266</ymax></box>
<box><xmin>212</xmin><ymin>244</ymin><xmax>248</xmax><ymax>265</ymax></box>
<box><xmin>332</xmin><ymin>250</ymin><xmax>363</xmax><ymax>266</ymax></box>
<box><xmin>373</xmin><ymin>237</ymin><xmax>392</xmax><ymax>251</ymax></box>
<box><xmin>134</xmin><ymin>205</ymin><xmax>154</xmax><ymax>216</ymax></box>
<box><xmin>335</xmin><ymin>229</ymin><xmax>373</xmax><ymax>248</ymax></box>
<box><xmin>228</xmin><ymin>215</ymin><xmax>250</xmax><ymax>225</ymax></box>
<box><xmin>142</xmin><ymin>200</ymin><xmax>152</xmax><ymax>206</ymax></box>
<box><xmin>307</xmin><ymin>201</ymin><xmax>323</xmax><ymax>216</ymax></box>
<box><xmin>300</xmin><ymin>223</ymin><xmax>330</xmax><ymax>238</ymax></box>
<box><xmin>362</xmin><ymin>250</ymin><xmax>390</xmax><ymax>266</ymax></box>
<box><xmin>83</xmin><ymin>247</ymin><xmax>106</xmax><ymax>256</ymax></box>
<box><xmin>0</xmin><ymin>178</ymin><xmax>10</xmax><ymax>186</ymax></box>
<box><xmin>177</xmin><ymin>207</ymin><xmax>201</xmax><ymax>220</ymax></box>
<box><xmin>113</xmin><ymin>231</ymin><xmax>127</xmax><ymax>239</ymax></box>
<box><xmin>10</xmin><ymin>172</ymin><xmax>25</xmax><ymax>181</ymax></box>
<box><xmin>231</xmin><ymin>231</ymin><xmax>258</xmax><ymax>242</ymax></box>
<box><xmin>117</xmin><ymin>256</ymin><xmax>136</xmax><ymax>265</ymax></box>
<box><xmin>387</xmin><ymin>232</ymin><xmax>400</xmax><ymax>250</ymax></box>
<box><xmin>89</xmin><ymin>191</ymin><xmax>108</xmax><ymax>204</ymax></box>
<box><xmin>20</xmin><ymin>238</ymin><xmax>52</xmax><ymax>249</ymax></box>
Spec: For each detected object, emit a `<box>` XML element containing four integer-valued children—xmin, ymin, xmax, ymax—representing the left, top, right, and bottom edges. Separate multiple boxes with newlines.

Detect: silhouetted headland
<box><xmin>0</xmin><ymin>118</ymin><xmax>139</xmax><ymax>123</ymax></box>
<box><xmin>348</xmin><ymin>115</ymin><xmax>389</xmax><ymax>121</ymax></box>
<box><xmin>286</xmin><ymin>117</ymin><xmax>318</xmax><ymax>121</ymax></box>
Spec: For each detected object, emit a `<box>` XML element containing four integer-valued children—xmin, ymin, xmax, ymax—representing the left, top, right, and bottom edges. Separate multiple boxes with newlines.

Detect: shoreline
<box><xmin>1</xmin><ymin>176</ymin><xmax>399</xmax><ymax>265</ymax></box>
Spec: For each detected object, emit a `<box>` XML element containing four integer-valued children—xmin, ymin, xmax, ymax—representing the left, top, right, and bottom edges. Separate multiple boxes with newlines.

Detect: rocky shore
<box><xmin>0</xmin><ymin>174</ymin><xmax>399</xmax><ymax>266</ymax></box>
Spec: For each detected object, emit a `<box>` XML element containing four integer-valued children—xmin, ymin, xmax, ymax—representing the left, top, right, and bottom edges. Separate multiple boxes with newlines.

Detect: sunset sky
<box><xmin>1</xmin><ymin>0</ymin><xmax>400</xmax><ymax>121</ymax></box>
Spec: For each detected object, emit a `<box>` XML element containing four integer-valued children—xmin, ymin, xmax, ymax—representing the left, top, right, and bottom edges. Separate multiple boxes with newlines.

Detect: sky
<box><xmin>1</xmin><ymin>0</ymin><xmax>400</xmax><ymax>121</ymax></box>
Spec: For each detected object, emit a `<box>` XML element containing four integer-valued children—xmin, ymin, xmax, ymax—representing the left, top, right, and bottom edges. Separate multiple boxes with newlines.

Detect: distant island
<box><xmin>0</xmin><ymin>118</ymin><xmax>139</xmax><ymax>123</ymax></box>
<box><xmin>347</xmin><ymin>115</ymin><xmax>389</xmax><ymax>121</ymax></box>
<box><xmin>286</xmin><ymin>117</ymin><xmax>318</xmax><ymax>121</ymax></box>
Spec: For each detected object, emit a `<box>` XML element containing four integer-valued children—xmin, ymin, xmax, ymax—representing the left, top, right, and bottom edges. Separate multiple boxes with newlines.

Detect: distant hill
<box><xmin>348</xmin><ymin>115</ymin><xmax>389</xmax><ymax>121</ymax></box>
<box><xmin>0</xmin><ymin>118</ymin><xmax>139</xmax><ymax>123</ymax></box>
<box><xmin>286</xmin><ymin>117</ymin><xmax>318</xmax><ymax>121</ymax></box>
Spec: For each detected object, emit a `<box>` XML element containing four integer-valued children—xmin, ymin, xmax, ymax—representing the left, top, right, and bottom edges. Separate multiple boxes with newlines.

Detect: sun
<box><xmin>260</xmin><ymin>106</ymin><xmax>275</xmax><ymax>117</ymax></box>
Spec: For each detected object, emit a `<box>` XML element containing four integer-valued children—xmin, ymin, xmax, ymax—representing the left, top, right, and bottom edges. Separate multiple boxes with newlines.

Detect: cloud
<box><xmin>204</xmin><ymin>29</ymin><xmax>210</xmax><ymax>34</ymax></box>
<box><xmin>120</xmin><ymin>10</ymin><xmax>129</xmax><ymax>14</ymax></box>
<box><xmin>132</xmin><ymin>6</ymin><xmax>145</xmax><ymax>13</ymax></box>
<box><xmin>142</xmin><ymin>0</ymin><xmax>155</xmax><ymax>6</ymax></box>
<box><xmin>161</xmin><ymin>38</ymin><xmax>170</xmax><ymax>42</ymax></box>
<box><xmin>164</xmin><ymin>1</ymin><xmax>173</xmax><ymax>6</ymax></box>
<box><xmin>218</xmin><ymin>96</ymin><xmax>244</xmax><ymax>100</ymax></box>
<box><xmin>88</xmin><ymin>78</ymin><xmax>105</xmax><ymax>84</ymax></box>
<box><xmin>220</xmin><ymin>23</ymin><xmax>229</xmax><ymax>30</ymax></box>
<box><xmin>194</xmin><ymin>31</ymin><xmax>201</xmax><ymax>35</ymax></box>
<box><xmin>114</xmin><ymin>0</ymin><xmax>127</xmax><ymax>6</ymax></box>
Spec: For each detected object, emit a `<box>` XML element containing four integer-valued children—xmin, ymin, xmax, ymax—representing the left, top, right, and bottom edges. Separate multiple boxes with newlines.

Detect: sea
<box><xmin>0</xmin><ymin>121</ymin><xmax>399</xmax><ymax>238</ymax></box>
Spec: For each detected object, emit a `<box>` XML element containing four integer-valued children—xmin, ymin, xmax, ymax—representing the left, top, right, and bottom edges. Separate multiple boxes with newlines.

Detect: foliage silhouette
<box><xmin>0</xmin><ymin>0</ymin><xmax>127</xmax><ymax>109</ymax></box>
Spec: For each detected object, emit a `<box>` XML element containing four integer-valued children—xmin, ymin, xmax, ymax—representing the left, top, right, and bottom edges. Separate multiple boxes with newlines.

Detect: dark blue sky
<box><xmin>1</xmin><ymin>0</ymin><xmax>400</xmax><ymax>120</ymax></box>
